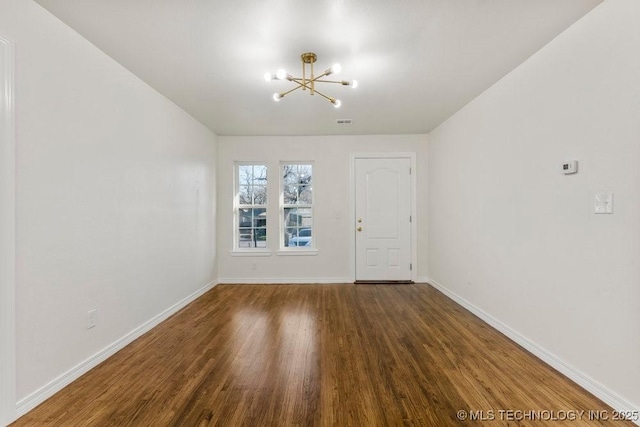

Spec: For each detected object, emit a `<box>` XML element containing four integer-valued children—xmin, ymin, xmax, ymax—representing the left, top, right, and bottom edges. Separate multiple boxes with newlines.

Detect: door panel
<box><xmin>355</xmin><ymin>158</ymin><xmax>411</xmax><ymax>281</ymax></box>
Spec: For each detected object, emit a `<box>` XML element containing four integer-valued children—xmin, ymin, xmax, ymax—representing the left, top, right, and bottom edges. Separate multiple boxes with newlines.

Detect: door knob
<box><xmin>357</xmin><ymin>227</ymin><xmax>362</xmax><ymax>232</ymax></box>
<box><xmin>357</xmin><ymin>218</ymin><xmax>362</xmax><ymax>223</ymax></box>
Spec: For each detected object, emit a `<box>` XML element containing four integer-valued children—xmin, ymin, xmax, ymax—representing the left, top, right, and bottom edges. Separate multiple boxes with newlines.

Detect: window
<box><xmin>282</xmin><ymin>163</ymin><xmax>313</xmax><ymax>249</ymax></box>
<box><xmin>235</xmin><ymin>164</ymin><xmax>267</xmax><ymax>249</ymax></box>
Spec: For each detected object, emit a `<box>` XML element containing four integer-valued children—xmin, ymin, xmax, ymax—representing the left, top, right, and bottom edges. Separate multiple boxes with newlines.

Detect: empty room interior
<box><xmin>1</xmin><ymin>0</ymin><xmax>639</xmax><ymax>425</ymax></box>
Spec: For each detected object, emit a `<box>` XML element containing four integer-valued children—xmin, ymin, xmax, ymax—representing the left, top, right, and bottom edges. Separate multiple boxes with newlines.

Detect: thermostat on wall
<box><xmin>561</xmin><ymin>160</ymin><xmax>578</xmax><ymax>174</ymax></box>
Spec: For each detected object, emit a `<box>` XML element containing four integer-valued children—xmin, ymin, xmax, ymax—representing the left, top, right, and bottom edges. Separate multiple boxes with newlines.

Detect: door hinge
<box><xmin>410</xmin><ymin>215</ymin><xmax>412</xmax><ymax>223</ymax></box>
<box><xmin>410</xmin><ymin>263</ymin><xmax>413</xmax><ymax>271</ymax></box>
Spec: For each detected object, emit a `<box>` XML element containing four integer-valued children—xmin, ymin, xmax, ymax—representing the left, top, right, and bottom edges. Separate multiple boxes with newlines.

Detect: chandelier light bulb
<box><xmin>264</xmin><ymin>72</ymin><xmax>273</xmax><ymax>82</ymax></box>
<box><xmin>273</xmin><ymin>93</ymin><xmax>282</xmax><ymax>102</ymax></box>
<box><xmin>333</xmin><ymin>99</ymin><xmax>342</xmax><ymax>108</ymax></box>
<box><xmin>351</xmin><ymin>80</ymin><xmax>358</xmax><ymax>89</ymax></box>
<box><xmin>276</xmin><ymin>69</ymin><xmax>287</xmax><ymax>80</ymax></box>
<box><xmin>331</xmin><ymin>63</ymin><xmax>342</xmax><ymax>74</ymax></box>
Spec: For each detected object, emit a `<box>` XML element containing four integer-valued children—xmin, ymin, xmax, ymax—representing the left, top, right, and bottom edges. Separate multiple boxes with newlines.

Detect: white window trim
<box><xmin>279</xmin><ymin>161</ymin><xmax>315</xmax><ymax>252</ymax></box>
<box><xmin>230</xmin><ymin>250</ymin><xmax>272</xmax><ymax>257</ymax></box>
<box><xmin>276</xmin><ymin>249</ymin><xmax>318</xmax><ymax>256</ymax></box>
<box><xmin>233</xmin><ymin>162</ymin><xmax>269</xmax><ymax>252</ymax></box>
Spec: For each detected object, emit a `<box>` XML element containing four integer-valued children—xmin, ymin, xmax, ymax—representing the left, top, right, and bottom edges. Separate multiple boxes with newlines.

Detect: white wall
<box><xmin>428</xmin><ymin>0</ymin><xmax>639</xmax><ymax>412</ymax></box>
<box><xmin>0</xmin><ymin>33</ymin><xmax>15</xmax><ymax>426</ymax></box>
<box><xmin>218</xmin><ymin>135</ymin><xmax>428</xmax><ymax>283</ymax></box>
<box><xmin>0</xmin><ymin>0</ymin><xmax>218</xmax><ymax>410</ymax></box>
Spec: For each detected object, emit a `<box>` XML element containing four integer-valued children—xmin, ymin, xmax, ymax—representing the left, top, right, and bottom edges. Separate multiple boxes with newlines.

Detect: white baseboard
<box><xmin>427</xmin><ymin>278</ymin><xmax>640</xmax><ymax>426</ymax></box>
<box><xmin>15</xmin><ymin>280</ymin><xmax>218</xmax><ymax>418</ymax></box>
<box><xmin>218</xmin><ymin>277</ymin><xmax>353</xmax><ymax>284</ymax></box>
<box><xmin>416</xmin><ymin>276</ymin><xmax>429</xmax><ymax>283</ymax></box>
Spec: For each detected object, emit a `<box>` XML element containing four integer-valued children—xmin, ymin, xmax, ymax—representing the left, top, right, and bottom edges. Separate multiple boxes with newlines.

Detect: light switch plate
<box><xmin>594</xmin><ymin>193</ymin><xmax>613</xmax><ymax>214</ymax></box>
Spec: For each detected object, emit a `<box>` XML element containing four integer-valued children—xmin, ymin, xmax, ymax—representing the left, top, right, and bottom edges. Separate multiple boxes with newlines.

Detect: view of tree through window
<box><xmin>282</xmin><ymin>164</ymin><xmax>313</xmax><ymax>248</ymax></box>
<box><xmin>236</xmin><ymin>164</ymin><xmax>267</xmax><ymax>249</ymax></box>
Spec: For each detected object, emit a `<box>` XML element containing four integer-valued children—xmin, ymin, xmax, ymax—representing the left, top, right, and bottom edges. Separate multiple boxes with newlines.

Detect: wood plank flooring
<box><xmin>12</xmin><ymin>284</ymin><xmax>633</xmax><ymax>426</ymax></box>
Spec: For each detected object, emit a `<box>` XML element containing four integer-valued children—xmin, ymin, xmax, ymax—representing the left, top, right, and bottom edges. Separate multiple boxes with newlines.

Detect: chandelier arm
<box><xmin>309</xmin><ymin>87</ymin><xmax>336</xmax><ymax>104</ymax></box>
<box><xmin>309</xmin><ymin>70</ymin><xmax>331</xmax><ymax>82</ymax></box>
<box><xmin>279</xmin><ymin>83</ymin><xmax>305</xmax><ymax>98</ymax></box>
<box><xmin>311</xmin><ymin>79</ymin><xmax>345</xmax><ymax>84</ymax></box>
<box><xmin>287</xmin><ymin>78</ymin><xmax>316</xmax><ymax>90</ymax></box>
<box><xmin>290</xmin><ymin>77</ymin><xmax>343</xmax><ymax>85</ymax></box>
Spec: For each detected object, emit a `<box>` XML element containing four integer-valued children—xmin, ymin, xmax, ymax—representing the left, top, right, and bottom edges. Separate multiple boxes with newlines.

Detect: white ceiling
<box><xmin>34</xmin><ymin>0</ymin><xmax>602</xmax><ymax>136</ymax></box>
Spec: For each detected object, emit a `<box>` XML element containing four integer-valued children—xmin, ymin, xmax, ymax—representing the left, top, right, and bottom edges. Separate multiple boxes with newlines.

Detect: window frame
<box><xmin>233</xmin><ymin>162</ymin><xmax>269</xmax><ymax>253</ymax></box>
<box><xmin>279</xmin><ymin>162</ymin><xmax>315</xmax><ymax>252</ymax></box>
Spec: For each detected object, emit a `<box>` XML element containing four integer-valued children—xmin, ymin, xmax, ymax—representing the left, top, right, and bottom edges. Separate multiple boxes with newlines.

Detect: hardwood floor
<box><xmin>12</xmin><ymin>284</ymin><xmax>632</xmax><ymax>426</ymax></box>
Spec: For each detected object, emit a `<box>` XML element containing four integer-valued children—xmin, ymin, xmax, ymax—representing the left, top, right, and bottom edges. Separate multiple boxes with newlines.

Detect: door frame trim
<box><xmin>349</xmin><ymin>152</ymin><xmax>417</xmax><ymax>283</ymax></box>
<box><xmin>0</xmin><ymin>34</ymin><xmax>16</xmax><ymax>425</ymax></box>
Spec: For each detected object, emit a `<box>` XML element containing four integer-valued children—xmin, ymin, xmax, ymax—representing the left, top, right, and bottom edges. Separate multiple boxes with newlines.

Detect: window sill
<box><xmin>230</xmin><ymin>250</ymin><xmax>272</xmax><ymax>257</ymax></box>
<box><xmin>276</xmin><ymin>249</ymin><xmax>319</xmax><ymax>256</ymax></box>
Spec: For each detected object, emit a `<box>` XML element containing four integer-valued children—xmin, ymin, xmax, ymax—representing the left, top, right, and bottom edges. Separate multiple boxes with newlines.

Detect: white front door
<box><xmin>355</xmin><ymin>157</ymin><xmax>412</xmax><ymax>282</ymax></box>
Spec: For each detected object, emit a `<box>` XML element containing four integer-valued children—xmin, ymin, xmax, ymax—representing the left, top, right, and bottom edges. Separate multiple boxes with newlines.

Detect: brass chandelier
<box><xmin>264</xmin><ymin>52</ymin><xmax>357</xmax><ymax>108</ymax></box>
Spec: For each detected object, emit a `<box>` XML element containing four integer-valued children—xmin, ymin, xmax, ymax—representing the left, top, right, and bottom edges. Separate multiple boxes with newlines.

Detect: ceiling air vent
<box><xmin>336</xmin><ymin>119</ymin><xmax>353</xmax><ymax>124</ymax></box>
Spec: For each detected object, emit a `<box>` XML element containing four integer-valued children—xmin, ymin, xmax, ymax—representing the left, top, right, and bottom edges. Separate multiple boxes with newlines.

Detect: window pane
<box><xmin>283</xmin><ymin>184</ymin><xmax>312</xmax><ymax>205</ymax></box>
<box><xmin>283</xmin><ymin>165</ymin><xmax>298</xmax><ymax>186</ymax></box>
<box><xmin>283</xmin><ymin>165</ymin><xmax>312</xmax><ymax>186</ymax></box>
<box><xmin>252</xmin><ymin>165</ymin><xmax>268</xmax><ymax>186</ymax></box>
<box><xmin>238</xmin><ymin>208</ymin><xmax>252</xmax><ymax>228</ymax></box>
<box><xmin>252</xmin><ymin>208</ymin><xmax>267</xmax><ymax>227</ymax></box>
<box><xmin>299</xmin><ymin>165</ymin><xmax>312</xmax><ymax>176</ymax></box>
<box><xmin>237</xmin><ymin>228</ymin><xmax>267</xmax><ymax>248</ymax></box>
<box><xmin>298</xmin><ymin>186</ymin><xmax>312</xmax><ymax>204</ymax></box>
<box><xmin>238</xmin><ymin>165</ymin><xmax>252</xmax><ymax>186</ymax></box>
<box><xmin>284</xmin><ymin>227</ymin><xmax>312</xmax><ymax>247</ymax></box>
<box><xmin>283</xmin><ymin>207</ymin><xmax>312</xmax><ymax>247</ymax></box>
<box><xmin>239</xmin><ymin>185</ymin><xmax>267</xmax><ymax>206</ymax></box>
<box><xmin>237</xmin><ymin>208</ymin><xmax>267</xmax><ymax>248</ymax></box>
<box><xmin>238</xmin><ymin>185</ymin><xmax>251</xmax><ymax>205</ymax></box>
<box><xmin>296</xmin><ymin>208</ymin><xmax>312</xmax><ymax>227</ymax></box>
<box><xmin>283</xmin><ymin>184</ymin><xmax>298</xmax><ymax>204</ymax></box>
<box><xmin>284</xmin><ymin>208</ymin><xmax>311</xmax><ymax>227</ymax></box>
<box><xmin>298</xmin><ymin>165</ymin><xmax>312</xmax><ymax>184</ymax></box>
<box><xmin>236</xmin><ymin>164</ymin><xmax>268</xmax><ymax>250</ymax></box>
<box><xmin>238</xmin><ymin>164</ymin><xmax>267</xmax><ymax>205</ymax></box>
<box><xmin>282</xmin><ymin>164</ymin><xmax>312</xmax><ymax>205</ymax></box>
<box><xmin>252</xmin><ymin>185</ymin><xmax>267</xmax><ymax>205</ymax></box>
<box><xmin>238</xmin><ymin>164</ymin><xmax>267</xmax><ymax>187</ymax></box>
<box><xmin>282</xmin><ymin>163</ymin><xmax>313</xmax><ymax>248</ymax></box>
